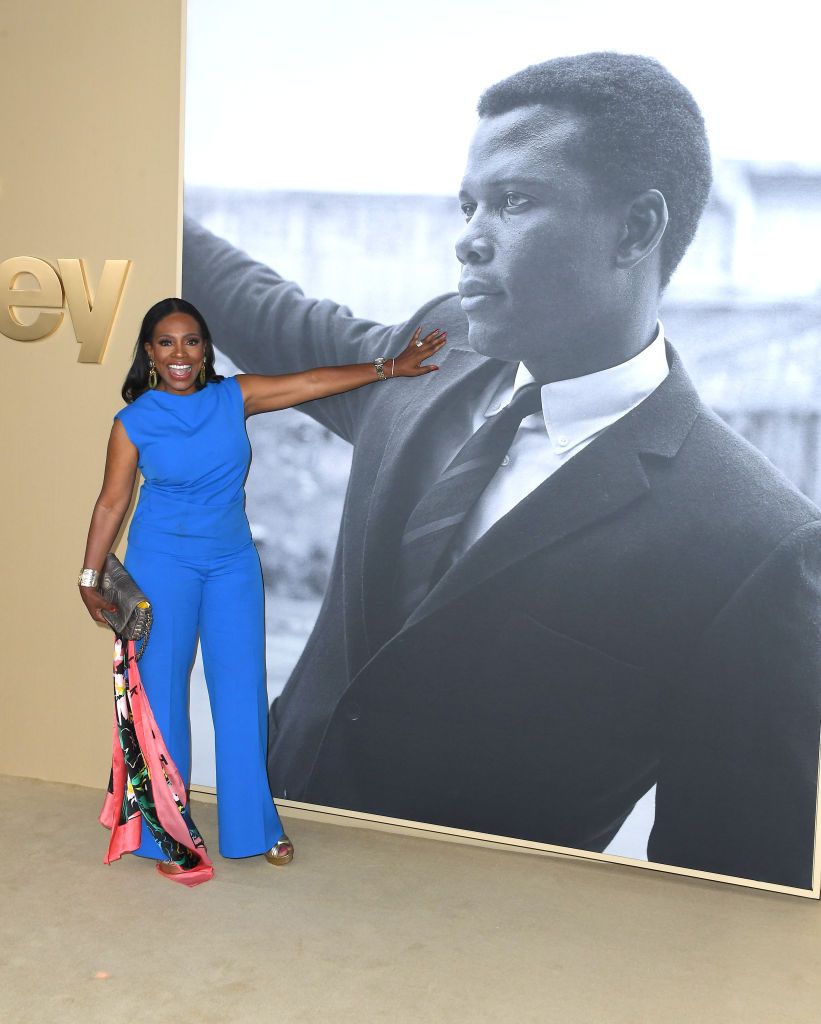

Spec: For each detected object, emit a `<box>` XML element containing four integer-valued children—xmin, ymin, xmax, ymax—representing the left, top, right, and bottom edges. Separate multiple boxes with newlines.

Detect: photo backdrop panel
<box><xmin>183</xmin><ymin>0</ymin><xmax>821</xmax><ymax>894</ymax></box>
<box><xmin>0</xmin><ymin>0</ymin><xmax>185</xmax><ymax>790</ymax></box>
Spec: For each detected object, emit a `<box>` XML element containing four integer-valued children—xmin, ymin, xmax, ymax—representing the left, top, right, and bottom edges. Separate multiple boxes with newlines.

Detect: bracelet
<box><xmin>391</xmin><ymin>358</ymin><xmax>395</xmax><ymax>377</ymax></box>
<box><xmin>78</xmin><ymin>568</ymin><xmax>100</xmax><ymax>588</ymax></box>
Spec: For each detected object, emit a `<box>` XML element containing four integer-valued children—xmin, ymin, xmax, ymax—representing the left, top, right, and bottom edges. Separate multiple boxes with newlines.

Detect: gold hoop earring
<box><xmin>148</xmin><ymin>360</ymin><xmax>158</xmax><ymax>389</ymax></box>
<box><xmin>199</xmin><ymin>364</ymin><xmax>207</xmax><ymax>386</ymax></box>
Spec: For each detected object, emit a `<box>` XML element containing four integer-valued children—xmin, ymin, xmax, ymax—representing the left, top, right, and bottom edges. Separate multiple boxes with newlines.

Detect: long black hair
<box><xmin>121</xmin><ymin>297</ymin><xmax>224</xmax><ymax>403</ymax></box>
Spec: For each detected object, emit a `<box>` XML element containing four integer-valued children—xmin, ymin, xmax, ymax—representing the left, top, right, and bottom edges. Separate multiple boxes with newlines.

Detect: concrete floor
<box><xmin>2</xmin><ymin>775</ymin><xmax>820</xmax><ymax>1024</ymax></box>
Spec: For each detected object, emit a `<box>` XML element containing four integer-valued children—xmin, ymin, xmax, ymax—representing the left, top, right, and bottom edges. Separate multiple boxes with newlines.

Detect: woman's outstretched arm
<box><xmin>237</xmin><ymin>326</ymin><xmax>446</xmax><ymax>417</ymax></box>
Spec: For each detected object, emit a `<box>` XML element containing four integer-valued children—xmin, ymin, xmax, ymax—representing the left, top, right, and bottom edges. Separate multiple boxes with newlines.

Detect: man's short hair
<box><xmin>478</xmin><ymin>52</ymin><xmax>712</xmax><ymax>289</ymax></box>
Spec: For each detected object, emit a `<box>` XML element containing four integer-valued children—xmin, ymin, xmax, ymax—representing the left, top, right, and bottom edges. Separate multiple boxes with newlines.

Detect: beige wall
<box><xmin>0</xmin><ymin>1</ymin><xmax>185</xmax><ymax>787</ymax></box>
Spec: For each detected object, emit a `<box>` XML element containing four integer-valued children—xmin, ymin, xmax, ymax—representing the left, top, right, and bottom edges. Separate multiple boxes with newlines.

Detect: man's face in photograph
<box><xmin>456</xmin><ymin>103</ymin><xmax>626</xmax><ymax>380</ymax></box>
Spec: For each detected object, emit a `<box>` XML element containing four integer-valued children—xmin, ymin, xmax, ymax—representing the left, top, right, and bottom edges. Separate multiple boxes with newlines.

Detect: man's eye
<box><xmin>460</xmin><ymin>202</ymin><xmax>476</xmax><ymax>222</ymax></box>
<box><xmin>503</xmin><ymin>193</ymin><xmax>530</xmax><ymax>211</ymax></box>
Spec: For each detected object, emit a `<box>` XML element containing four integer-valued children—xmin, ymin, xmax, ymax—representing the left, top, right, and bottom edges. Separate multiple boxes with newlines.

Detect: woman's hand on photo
<box><xmin>80</xmin><ymin>587</ymin><xmax>119</xmax><ymax>627</ymax></box>
<box><xmin>391</xmin><ymin>326</ymin><xmax>447</xmax><ymax>377</ymax></box>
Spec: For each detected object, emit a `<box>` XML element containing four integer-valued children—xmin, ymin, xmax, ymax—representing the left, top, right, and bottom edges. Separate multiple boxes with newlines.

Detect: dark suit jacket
<box><xmin>183</xmin><ymin>218</ymin><xmax>821</xmax><ymax>889</ymax></box>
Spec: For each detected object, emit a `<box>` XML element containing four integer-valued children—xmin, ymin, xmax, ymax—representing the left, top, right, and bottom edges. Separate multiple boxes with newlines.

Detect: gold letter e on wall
<box><xmin>0</xmin><ymin>257</ymin><xmax>65</xmax><ymax>341</ymax></box>
<box><xmin>0</xmin><ymin>256</ymin><xmax>131</xmax><ymax>363</ymax></box>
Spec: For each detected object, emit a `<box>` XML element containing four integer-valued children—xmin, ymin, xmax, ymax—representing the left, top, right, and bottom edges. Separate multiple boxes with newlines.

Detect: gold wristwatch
<box><xmin>373</xmin><ymin>357</ymin><xmax>387</xmax><ymax>380</ymax></box>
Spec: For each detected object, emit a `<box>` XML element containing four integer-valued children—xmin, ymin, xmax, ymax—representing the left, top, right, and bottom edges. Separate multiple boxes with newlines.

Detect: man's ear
<box><xmin>615</xmin><ymin>189</ymin><xmax>668</xmax><ymax>270</ymax></box>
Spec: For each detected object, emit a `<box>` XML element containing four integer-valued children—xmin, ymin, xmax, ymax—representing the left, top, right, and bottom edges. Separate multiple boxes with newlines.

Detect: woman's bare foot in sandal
<box><xmin>264</xmin><ymin>835</ymin><xmax>294</xmax><ymax>866</ymax></box>
<box><xmin>158</xmin><ymin>859</ymin><xmax>184</xmax><ymax>876</ymax></box>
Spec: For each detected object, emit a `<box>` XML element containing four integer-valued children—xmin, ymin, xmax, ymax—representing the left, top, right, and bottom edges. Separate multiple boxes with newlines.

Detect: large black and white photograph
<box><xmin>182</xmin><ymin>0</ymin><xmax>821</xmax><ymax>892</ymax></box>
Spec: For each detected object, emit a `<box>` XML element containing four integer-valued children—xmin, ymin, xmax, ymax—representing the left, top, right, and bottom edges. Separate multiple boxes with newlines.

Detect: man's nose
<box><xmin>455</xmin><ymin>218</ymin><xmax>493</xmax><ymax>265</ymax></box>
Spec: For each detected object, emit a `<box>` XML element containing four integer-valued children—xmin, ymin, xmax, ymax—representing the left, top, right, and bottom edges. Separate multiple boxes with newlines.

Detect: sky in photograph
<box><xmin>185</xmin><ymin>0</ymin><xmax>820</xmax><ymax>194</ymax></box>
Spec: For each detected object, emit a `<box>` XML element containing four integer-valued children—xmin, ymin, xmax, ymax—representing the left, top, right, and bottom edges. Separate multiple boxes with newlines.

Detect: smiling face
<box><xmin>144</xmin><ymin>312</ymin><xmax>206</xmax><ymax>395</ymax></box>
<box><xmin>456</xmin><ymin>104</ymin><xmax>625</xmax><ymax>381</ymax></box>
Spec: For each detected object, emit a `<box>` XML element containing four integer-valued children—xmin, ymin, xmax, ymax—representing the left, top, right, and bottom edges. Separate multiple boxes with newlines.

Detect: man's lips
<box><xmin>458</xmin><ymin>280</ymin><xmax>503</xmax><ymax>310</ymax></box>
<box><xmin>458</xmin><ymin>279</ymin><xmax>502</xmax><ymax>298</ymax></box>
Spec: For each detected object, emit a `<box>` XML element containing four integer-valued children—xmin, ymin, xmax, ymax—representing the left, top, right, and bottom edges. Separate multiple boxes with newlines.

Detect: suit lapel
<box><xmin>358</xmin><ymin>348</ymin><xmax>507</xmax><ymax>655</ymax></box>
<box><xmin>401</xmin><ymin>343</ymin><xmax>702</xmax><ymax>631</ymax></box>
<box><xmin>402</xmin><ymin>427</ymin><xmax>651</xmax><ymax>630</ymax></box>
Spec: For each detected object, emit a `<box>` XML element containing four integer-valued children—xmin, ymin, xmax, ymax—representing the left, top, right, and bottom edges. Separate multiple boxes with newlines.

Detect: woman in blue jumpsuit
<box><xmin>79</xmin><ymin>297</ymin><xmax>445</xmax><ymax>874</ymax></box>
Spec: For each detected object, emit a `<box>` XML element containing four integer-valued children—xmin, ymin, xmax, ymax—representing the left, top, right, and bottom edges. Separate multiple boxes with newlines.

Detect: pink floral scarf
<box><xmin>99</xmin><ymin>638</ymin><xmax>213</xmax><ymax>886</ymax></box>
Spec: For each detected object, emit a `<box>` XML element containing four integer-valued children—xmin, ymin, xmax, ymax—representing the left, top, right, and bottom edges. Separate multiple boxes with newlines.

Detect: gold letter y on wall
<box><xmin>57</xmin><ymin>258</ymin><xmax>132</xmax><ymax>364</ymax></box>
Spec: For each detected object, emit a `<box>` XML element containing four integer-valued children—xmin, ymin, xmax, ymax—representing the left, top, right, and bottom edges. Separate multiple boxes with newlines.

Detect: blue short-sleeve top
<box><xmin>115</xmin><ymin>376</ymin><xmax>253</xmax><ymax>556</ymax></box>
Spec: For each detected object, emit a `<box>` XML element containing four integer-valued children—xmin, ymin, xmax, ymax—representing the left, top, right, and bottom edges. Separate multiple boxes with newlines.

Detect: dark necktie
<box><xmin>395</xmin><ymin>380</ymin><xmax>543</xmax><ymax>625</ymax></box>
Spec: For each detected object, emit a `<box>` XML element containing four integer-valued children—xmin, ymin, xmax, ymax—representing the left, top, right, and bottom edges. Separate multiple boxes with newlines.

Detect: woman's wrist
<box><xmin>371</xmin><ymin>355</ymin><xmax>399</xmax><ymax>380</ymax></box>
<box><xmin>77</xmin><ymin>567</ymin><xmax>100</xmax><ymax>588</ymax></box>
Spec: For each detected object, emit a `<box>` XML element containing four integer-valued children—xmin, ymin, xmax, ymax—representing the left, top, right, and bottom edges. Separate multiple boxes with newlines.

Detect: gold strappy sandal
<box><xmin>264</xmin><ymin>834</ymin><xmax>294</xmax><ymax>866</ymax></box>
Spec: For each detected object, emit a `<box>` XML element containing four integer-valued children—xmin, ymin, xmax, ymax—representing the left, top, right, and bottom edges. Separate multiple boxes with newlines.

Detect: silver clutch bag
<box><xmin>100</xmin><ymin>553</ymin><xmax>153</xmax><ymax>660</ymax></box>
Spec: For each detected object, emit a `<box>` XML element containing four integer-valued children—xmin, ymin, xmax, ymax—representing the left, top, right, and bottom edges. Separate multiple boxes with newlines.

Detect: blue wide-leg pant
<box><xmin>124</xmin><ymin>540</ymin><xmax>284</xmax><ymax>859</ymax></box>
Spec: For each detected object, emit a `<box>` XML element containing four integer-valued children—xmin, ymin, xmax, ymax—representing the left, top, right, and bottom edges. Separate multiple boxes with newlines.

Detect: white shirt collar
<box><xmin>489</xmin><ymin>322</ymin><xmax>669</xmax><ymax>452</ymax></box>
